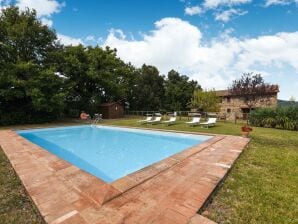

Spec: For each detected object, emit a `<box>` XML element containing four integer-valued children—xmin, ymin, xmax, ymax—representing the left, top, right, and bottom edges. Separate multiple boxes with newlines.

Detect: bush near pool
<box><xmin>249</xmin><ymin>106</ymin><xmax>298</xmax><ymax>131</ymax></box>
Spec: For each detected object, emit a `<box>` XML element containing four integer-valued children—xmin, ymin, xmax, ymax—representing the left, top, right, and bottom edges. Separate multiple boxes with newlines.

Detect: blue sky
<box><xmin>2</xmin><ymin>0</ymin><xmax>298</xmax><ymax>100</ymax></box>
<box><xmin>49</xmin><ymin>0</ymin><xmax>298</xmax><ymax>42</ymax></box>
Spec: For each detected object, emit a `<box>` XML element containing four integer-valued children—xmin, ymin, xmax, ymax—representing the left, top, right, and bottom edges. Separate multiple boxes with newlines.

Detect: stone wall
<box><xmin>218</xmin><ymin>93</ymin><xmax>278</xmax><ymax>120</ymax></box>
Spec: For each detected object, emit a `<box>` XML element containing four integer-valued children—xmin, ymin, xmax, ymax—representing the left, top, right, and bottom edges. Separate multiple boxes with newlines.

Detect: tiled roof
<box><xmin>215</xmin><ymin>85</ymin><xmax>279</xmax><ymax>96</ymax></box>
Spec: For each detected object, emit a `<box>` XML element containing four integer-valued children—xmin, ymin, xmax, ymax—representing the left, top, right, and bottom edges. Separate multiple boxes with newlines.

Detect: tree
<box><xmin>133</xmin><ymin>65</ymin><xmax>165</xmax><ymax>111</ymax></box>
<box><xmin>189</xmin><ymin>89</ymin><xmax>220</xmax><ymax>112</ymax></box>
<box><xmin>58</xmin><ymin>45</ymin><xmax>137</xmax><ymax>116</ymax></box>
<box><xmin>164</xmin><ymin>70</ymin><xmax>199</xmax><ymax>111</ymax></box>
<box><xmin>1</xmin><ymin>6</ymin><xmax>207</xmax><ymax>124</ymax></box>
<box><xmin>289</xmin><ymin>96</ymin><xmax>296</xmax><ymax>103</ymax></box>
<box><xmin>228</xmin><ymin>73</ymin><xmax>275</xmax><ymax>113</ymax></box>
<box><xmin>0</xmin><ymin>7</ymin><xmax>65</xmax><ymax>124</ymax></box>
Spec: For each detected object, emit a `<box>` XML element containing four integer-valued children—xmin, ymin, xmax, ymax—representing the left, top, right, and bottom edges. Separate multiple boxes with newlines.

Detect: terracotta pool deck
<box><xmin>0</xmin><ymin>127</ymin><xmax>249</xmax><ymax>224</ymax></box>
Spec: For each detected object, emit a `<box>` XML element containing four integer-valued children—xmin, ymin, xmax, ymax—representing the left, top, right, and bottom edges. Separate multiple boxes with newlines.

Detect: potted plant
<box><xmin>241</xmin><ymin>125</ymin><xmax>253</xmax><ymax>138</ymax></box>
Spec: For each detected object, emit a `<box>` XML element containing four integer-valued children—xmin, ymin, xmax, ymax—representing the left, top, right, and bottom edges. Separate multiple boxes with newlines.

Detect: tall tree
<box><xmin>0</xmin><ymin>7</ymin><xmax>65</xmax><ymax>124</ymax></box>
<box><xmin>164</xmin><ymin>70</ymin><xmax>199</xmax><ymax>111</ymax></box>
<box><xmin>133</xmin><ymin>65</ymin><xmax>165</xmax><ymax>111</ymax></box>
<box><xmin>228</xmin><ymin>73</ymin><xmax>275</xmax><ymax>112</ymax></box>
<box><xmin>58</xmin><ymin>45</ymin><xmax>138</xmax><ymax>116</ymax></box>
<box><xmin>189</xmin><ymin>89</ymin><xmax>220</xmax><ymax>112</ymax></box>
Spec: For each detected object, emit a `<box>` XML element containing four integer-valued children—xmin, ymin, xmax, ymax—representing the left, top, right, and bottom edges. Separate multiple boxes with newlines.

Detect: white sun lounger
<box><xmin>146</xmin><ymin>116</ymin><xmax>162</xmax><ymax>124</ymax></box>
<box><xmin>201</xmin><ymin>118</ymin><xmax>217</xmax><ymax>128</ymax></box>
<box><xmin>138</xmin><ymin>116</ymin><xmax>152</xmax><ymax>123</ymax></box>
<box><xmin>162</xmin><ymin>117</ymin><xmax>176</xmax><ymax>126</ymax></box>
<box><xmin>186</xmin><ymin>117</ymin><xmax>200</xmax><ymax>126</ymax></box>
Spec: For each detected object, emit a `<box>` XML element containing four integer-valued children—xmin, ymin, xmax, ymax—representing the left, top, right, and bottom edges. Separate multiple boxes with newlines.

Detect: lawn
<box><xmin>0</xmin><ymin>117</ymin><xmax>297</xmax><ymax>224</ymax></box>
<box><xmin>102</xmin><ymin>117</ymin><xmax>298</xmax><ymax>224</ymax></box>
<box><xmin>0</xmin><ymin>148</ymin><xmax>44</xmax><ymax>223</ymax></box>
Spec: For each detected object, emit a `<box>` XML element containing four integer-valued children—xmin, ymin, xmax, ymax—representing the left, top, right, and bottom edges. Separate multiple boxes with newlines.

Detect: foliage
<box><xmin>229</xmin><ymin>73</ymin><xmax>277</xmax><ymax>111</ymax></box>
<box><xmin>163</xmin><ymin>70</ymin><xmax>200</xmax><ymax>111</ymax></box>
<box><xmin>100</xmin><ymin>119</ymin><xmax>298</xmax><ymax>224</ymax></box>
<box><xmin>0</xmin><ymin>7</ymin><xmax>65</xmax><ymax>125</ymax></box>
<box><xmin>1</xmin><ymin>119</ymin><xmax>297</xmax><ymax>223</ymax></box>
<box><xmin>249</xmin><ymin>106</ymin><xmax>298</xmax><ymax>131</ymax></box>
<box><xmin>132</xmin><ymin>65</ymin><xmax>165</xmax><ymax>111</ymax></box>
<box><xmin>278</xmin><ymin>99</ymin><xmax>298</xmax><ymax>107</ymax></box>
<box><xmin>203</xmin><ymin>124</ymin><xmax>298</xmax><ymax>224</ymax></box>
<box><xmin>57</xmin><ymin>45</ymin><xmax>138</xmax><ymax>116</ymax></box>
<box><xmin>189</xmin><ymin>89</ymin><xmax>220</xmax><ymax>112</ymax></box>
<box><xmin>0</xmin><ymin>6</ymin><xmax>200</xmax><ymax>124</ymax></box>
<box><xmin>0</xmin><ymin>146</ymin><xmax>44</xmax><ymax>223</ymax></box>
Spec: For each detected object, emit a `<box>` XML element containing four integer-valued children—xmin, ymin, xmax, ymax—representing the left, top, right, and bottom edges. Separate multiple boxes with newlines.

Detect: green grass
<box><xmin>0</xmin><ymin>119</ymin><xmax>85</xmax><ymax>224</ymax></box>
<box><xmin>101</xmin><ymin>117</ymin><xmax>298</xmax><ymax>224</ymax></box>
<box><xmin>0</xmin><ymin>117</ymin><xmax>297</xmax><ymax>223</ymax></box>
<box><xmin>0</xmin><ymin>148</ymin><xmax>44</xmax><ymax>224</ymax></box>
<box><xmin>204</xmin><ymin>126</ymin><xmax>298</xmax><ymax>224</ymax></box>
<box><xmin>102</xmin><ymin>116</ymin><xmax>245</xmax><ymax>135</ymax></box>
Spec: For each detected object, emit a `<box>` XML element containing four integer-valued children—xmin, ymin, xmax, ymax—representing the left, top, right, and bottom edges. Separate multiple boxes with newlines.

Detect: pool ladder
<box><xmin>91</xmin><ymin>114</ymin><xmax>103</xmax><ymax>126</ymax></box>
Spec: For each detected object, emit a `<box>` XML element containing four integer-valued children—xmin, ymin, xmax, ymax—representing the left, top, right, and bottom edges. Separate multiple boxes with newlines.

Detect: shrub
<box><xmin>250</xmin><ymin>106</ymin><xmax>298</xmax><ymax>131</ymax></box>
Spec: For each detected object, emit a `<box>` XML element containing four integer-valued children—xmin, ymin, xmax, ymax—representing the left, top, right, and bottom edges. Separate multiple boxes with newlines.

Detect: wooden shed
<box><xmin>99</xmin><ymin>102</ymin><xmax>124</xmax><ymax>119</ymax></box>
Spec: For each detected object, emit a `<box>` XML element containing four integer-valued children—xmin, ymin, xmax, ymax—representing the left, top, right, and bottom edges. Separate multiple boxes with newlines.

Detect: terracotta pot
<box><xmin>242</xmin><ymin>131</ymin><xmax>250</xmax><ymax>138</ymax></box>
<box><xmin>241</xmin><ymin>126</ymin><xmax>253</xmax><ymax>132</ymax></box>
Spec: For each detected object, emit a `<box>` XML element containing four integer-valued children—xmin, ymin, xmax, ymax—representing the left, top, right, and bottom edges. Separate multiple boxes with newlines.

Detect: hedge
<box><xmin>249</xmin><ymin>106</ymin><xmax>298</xmax><ymax>131</ymax></box>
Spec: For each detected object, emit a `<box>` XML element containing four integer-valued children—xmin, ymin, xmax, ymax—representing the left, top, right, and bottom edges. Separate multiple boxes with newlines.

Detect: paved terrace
<box><xmin>0</xmin><ymin>128</ymin><xmax>249</xmax><ymax>224</ymax></box>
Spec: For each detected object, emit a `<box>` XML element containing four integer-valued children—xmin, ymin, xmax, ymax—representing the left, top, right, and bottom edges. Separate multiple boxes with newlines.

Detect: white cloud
<box><xmin>109</xmin><ymin>28</ymin><xmax>126</xmax><ymax>39</ymax></box>
<box><xmin>57</xmin><ymin>34</ymin><xmax>83</xmax><ymax>46</ymax></box>
<box><xmin>0</xmin><ymin>0</ymin><xmax>12</xmax><ymax>10</ymax></box>
<box><xmin>236</xmin><ymin>32</ymin><xmax>298</xmax><ymax>71</ymax></box>
<box><xmin>85</xmin><ymin>35</ymin><xmax>95</xmax><ymax>41</ymax></box>
<box><xmin>185</xmin><ymin>6</ymin><xmax>203</xmax><ymax>15</ymax></box>
<box><xmin>185</xmin><ymin>0</ymin><xmax>251</xmax><ymax>22</ymax></box>
<box><xmin>265</xmin><ymin>0</ymin><xmax>298</xmax><ymax>6</ymax></box>
<box><xmin>16</xmin><ymin>0</ymin><xmax>64</xmax><ymax>17</ymax></box>
<box><xmin>103</xmin><ymin>17</ymin><xmax>298</xmax><ymax>99</ymax></box>
<box><xmin>203</xmin><ymin>0</ymin><xmax>251</xmax><ymax>9</ymax></box>
<box><xmin>40</xmin><ymin>17</ymin><xmax>53</xmax><ymax>27</ymax></box>
<box><xmin>105</xmin><ymin>18</ymin><xmax>202</xmax><ymax>74</ymax></box>
<box><xmin>215</xmin><ymin>9</ymin><xmax>247</xmax><ymax>22</ymax></box>
<box><xmin>15</xmin><ymin>0</ymin><xmax>65</xmax><ymax>27</ymax></box>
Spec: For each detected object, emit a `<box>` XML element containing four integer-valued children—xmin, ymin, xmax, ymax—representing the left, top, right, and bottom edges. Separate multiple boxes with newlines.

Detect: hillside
<box><xmin>278</xmin><ymin>99</ymin><xmax>298</xmax><ymax>107</ymax></box>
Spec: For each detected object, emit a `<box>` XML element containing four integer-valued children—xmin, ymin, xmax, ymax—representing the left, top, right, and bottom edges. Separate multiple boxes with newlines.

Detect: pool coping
<box><xmin>16</xmin><ymin>124</ymin><xmax>220</xmax><ymax>195</ymax></box>
<box><xmin>110</xmin><ymin>134</ymin><xmax>224</xmax><ymax>196</ymax></box>
<box><xmin>0</xmin><ymin>125</ymin><xmax>250</xmax><ymax>224</ymax></box>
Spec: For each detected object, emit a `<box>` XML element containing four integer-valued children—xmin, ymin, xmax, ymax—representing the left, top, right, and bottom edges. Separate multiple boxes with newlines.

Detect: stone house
<box><xmin>215</xmin><ymin>85</ymin><xmax>279</xmax><ymax>120</ymax></box>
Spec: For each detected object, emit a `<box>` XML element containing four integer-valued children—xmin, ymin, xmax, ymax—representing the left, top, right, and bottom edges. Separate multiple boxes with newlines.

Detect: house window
<box><xmin>227</xmin><ymin>108</ymin><xmax>231</xmax><ymax>113</ymax></box>
<box><xmin>227</xmin><ymin>96</ymin><xmax>231</xmax><ymax>103</ymax></box>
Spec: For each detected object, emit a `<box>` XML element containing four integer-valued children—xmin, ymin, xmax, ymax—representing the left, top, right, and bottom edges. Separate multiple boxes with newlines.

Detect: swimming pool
<box><xmin>18</xmin><ymin>125</ymin><xmax>211</xmax><ymax>182</ymax></box>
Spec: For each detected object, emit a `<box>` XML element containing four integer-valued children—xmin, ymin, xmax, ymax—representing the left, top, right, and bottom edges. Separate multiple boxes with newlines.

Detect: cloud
<box><xmin>105</xmin><ymin>18</ymin><xmax>202</xmax><ymax>74</ymax></box>
<box><xmin>264</xmin><ymin>0</ymin><xmax>298</xmax><ymax>6</ymax></box>
<box><xmin>40</xmin><ymin>17</ymin><xmax>53</xmax><ymax>27</ymax></box>
<box><xmin>185</xmin><ymin>6</ymin><xmax>203</xmax><ymax>15</ymax></box>
<box><xmin>57</xmin><ymin>34</ymin><xmax>83</xmax><ymax>46</ymax></box>
<box><xmin>85</xmin><ymin>35</ymin><xmax>95</xmax><ymax>41</ymax></box>
<box><xmin>215</xmin><ymin>9</ymin><xmax>247</xmax><ymax>22</ymax></box>
<box><xmin>0</xmin><ymin>0</ymin><xmax>12</xmax><ymax>10</ymax></box>
<box><xmin>203</xmin><ymin>0</ymin><xmax>251</xmax><ymax>9</ymax></box>
<box><xmin>16</xmin><ymin>0</ymin><xmax>64</xmax><ymax>17</ymax></box>
<box><xmin>236</xmin><ymin>32</ymin><xmax>298</xmax><ymax>71</ymax></box>
<box><xmin>184</xmin><ymin>0</ymin><xmax>251</xmax><ymax>22</ymax></box>
<box><xmin>103</xmin><ymin>17</ymin><xmax>298</xmax><ymax>99</ymax></box>
<box><xmin>15</xmin><ymin>0</ymin><xmax>65</xmax><ymax>27</ymax></box>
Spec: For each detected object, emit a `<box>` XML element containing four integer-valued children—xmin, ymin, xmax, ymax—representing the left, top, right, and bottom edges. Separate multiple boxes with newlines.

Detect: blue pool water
<box><xmin>18</xmin><ymin>125</ymin><xmax>210</xmax><ymax>182</ymax></box>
